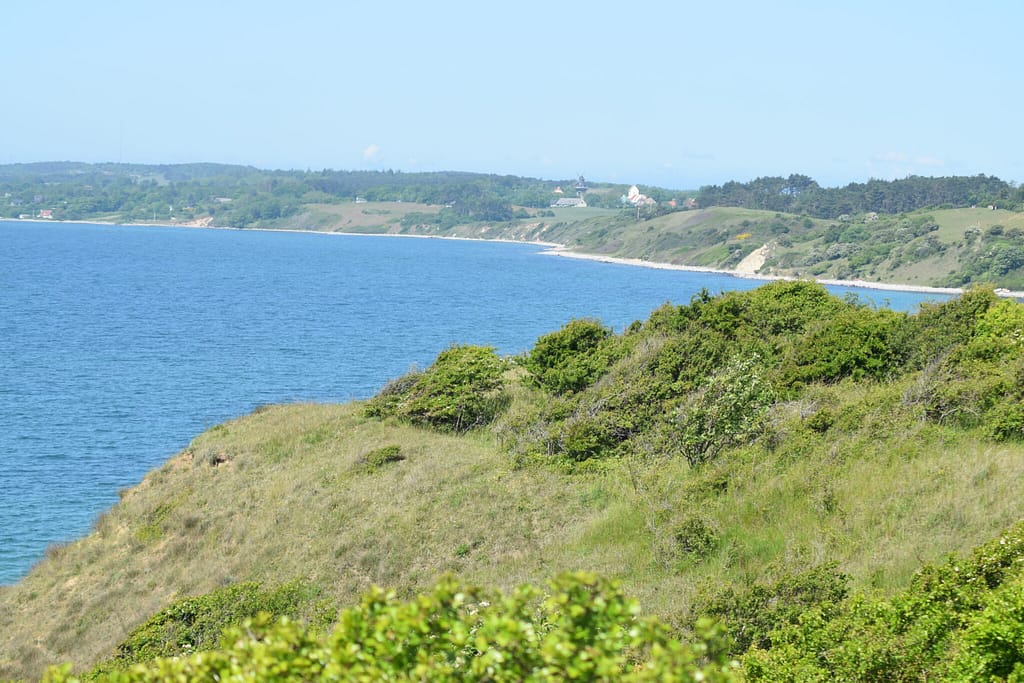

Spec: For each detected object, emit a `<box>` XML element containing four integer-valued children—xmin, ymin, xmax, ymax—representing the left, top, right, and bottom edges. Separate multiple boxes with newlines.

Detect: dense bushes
<box><xmin>92</xmin><ymin>580</ymin><xmax>332</xmax><ymax>673</ymax></box>
<box><xmin>48</xmin><ymin>574</ymin><xmax>741</xmax><ymax>682</ymax></box>
<box><xmin>783</xmin><ymin>306</ymin><xmax>905</xmax><ymax>386</ymax></box>
<box><xmin>522</xmin><ymin>318</ymin><xmax>618</xmax><ymax>395</ymax></box>
<box><xmin>697</xmin><ymin>563</ymin><xmax>849</xmax><ymax>653</ymax></box>
<box><xmin>364</xmin><ymin>345</ymin><xmax>508</xmax><ymax>432</ymax></box>
<box><xmin>742</xmin><ymin>522</ymin><xmax>1024</xmax><ymax>681</ymax></box>
<box><xmin>365</xmin><ymin>284</ymin><xmax>1024</xmax><ymax>461</ymax></box>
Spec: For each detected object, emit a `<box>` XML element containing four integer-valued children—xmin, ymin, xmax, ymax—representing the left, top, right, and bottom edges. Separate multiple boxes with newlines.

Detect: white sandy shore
<box><xmin>535</xmin><ymin>244</ymin><xmax>979</xmax><ymax>297</ymax></box>
<box><xmin>9</xmin><ymin>217</ymin><xmax>1023</xmax><ymax>298</ymax></box>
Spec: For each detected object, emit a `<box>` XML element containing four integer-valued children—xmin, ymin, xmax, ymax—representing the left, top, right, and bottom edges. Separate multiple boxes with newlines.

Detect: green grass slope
<box><xmin>2</xmin><ymin>282</ymin><xmax>1024</xmax><ymax>680</ymax></box>
<box><xmin>270</xmin><ymin>201</ymin><xmax>1024</xmax><ymax>290</ymax></box>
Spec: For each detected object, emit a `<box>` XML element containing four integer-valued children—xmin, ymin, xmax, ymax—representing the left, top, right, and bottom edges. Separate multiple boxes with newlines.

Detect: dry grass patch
<box><xmin>0</xmin><ymin>403</ymin><xmax>623</xmax><ymax>680</ymax></box>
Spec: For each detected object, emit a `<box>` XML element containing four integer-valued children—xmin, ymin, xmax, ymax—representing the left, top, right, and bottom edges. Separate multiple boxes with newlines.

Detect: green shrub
<box><xmin>897</xmin><ymin>286</ymin><xmax>997</xmax><ymax>369</ymax></box>
<box><xmin>948</xmin><ymin>574</ymin><xmax>1024</xmax><ymax>682</ymax></box>
<box><xmin>50</xmin><ymin>574</ymin><xmax>742</xmax><ymax>682</ymax></box>
<box><xmin>91</xmin><ymin>580</ymin><xmax>332</xmax><ymax>673</ymax></box>
<box><xmin>805</xmin><ymin>408</ymin><xmax>834</xmax><ymax>433</ymax></box>
<box><xmin>678</xmin><ymin>354</ymin><xmax>777</xmax><ymax>466</ymax></box>
<box><xmin>784</xmin><ymin>306</ymin><xmax>906</xmax><ymax>386</ymax></box>
<box><xmin>985</xmin><ymin>402</ymin><xmax>1024</xmax><ymax>442</ymax></box>
<box><xmin>670</xmin><ymin>514</ymin><xmax>720</xmax><ymax>560</ymax></box>
<box><xmin>362</xmin><ymin>368</ymin><xmax>423</xmax><ymax>418</ymax></box>
<box><xmin>364</xmin><ymin>345</ymin><xmax>508</xmax><ymax>432</ymax></box>
<box><xmin>361</xmin><ymin>444</ymin><xmax>404</xmax><ymax>469</ymax></box>
<box><xmin>743</xmin><ymin>522</ymin><xmax>1024</xmax><ymax>681</ymax></box>
<box><xmin>964</xmin><ymin>298</ymin><xmax>1024</xmax><ymax>361</ymax></box>
<box><xmin>523</xmin><ymin>318</ymin><xmax>617</xmax><ymax>395</ymax></box>
<box><xmin>698</xmin><ymin>564</ymin><xmax>848</xmax><ymax>653</ymax></box>
<box><xmin>551</xmin><ymin>416</ymin><xmax>614</xmax><ymax>461</ymax></box>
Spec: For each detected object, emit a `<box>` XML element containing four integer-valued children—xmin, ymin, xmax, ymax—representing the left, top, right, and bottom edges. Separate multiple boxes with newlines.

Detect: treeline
<box><xmin>0</xmin><ymin>162</ymin><xmax>581</xmax><ymax>226</ymax></box>
<box><xmin>5</xmin><ymin>162</ymin><xmax>1023</xmax><ymax>229</ymax></box>
<box><xmin>697</xmin><ymin>173</ymin><xmax>1023</xmax><ymax>218</ymax></box>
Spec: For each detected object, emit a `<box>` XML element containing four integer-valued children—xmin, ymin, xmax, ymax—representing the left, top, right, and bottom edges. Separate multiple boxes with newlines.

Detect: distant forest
<box><xmin>696</xmin><ymin>173</ymin><xmax>1023</xmax><ymax>218</ymax></box>
<box><xmin>1</xmin><ymin>162</ymin><xmax>1022</xmax><ymax>226</ymax></box>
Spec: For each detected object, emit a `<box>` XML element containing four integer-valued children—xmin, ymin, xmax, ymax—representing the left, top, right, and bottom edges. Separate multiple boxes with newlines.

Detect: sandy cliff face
<box><xmin>734</xmin><ymin>242</ymin><xmax>771</xmax><ymax>274</ymax></box>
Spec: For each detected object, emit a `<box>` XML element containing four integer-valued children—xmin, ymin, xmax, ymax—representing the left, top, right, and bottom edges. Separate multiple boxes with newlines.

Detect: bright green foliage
<box><xmin>696</xmin><ymin>563</ymin><xmax>849</xmax><ymax>653</ymax></box>
<box><xmin>783</xmin><ymin>306</ymin><xmax>905</xmax><ymax>387</ymax></box>
<box><xmin>949</xmin><ymin>575</ymin><xmax>1024</xmax><ymax>682</ymax></box>
<box><xmin>965</xmin><ymin>298</ymin><xmax>1024</xmax><ymax>361</ymax></box>
<box><xmin>509</xmin><ymin>282</ymin><xmax>852</xmax><ymax>463</ymax></box>
<box><xmin>915</xmin><ymin>295</ymin><xmax>1024</xmax><ymax>440</ymax></box>
<box><xmin>505</xmin><ymin>282</ymin><xmax>1024</xmax><ymax>464</ymax></box>
<box><xmin>742</xmin><ymin>522</ymin><xmax>1024</xmax><ymax>681</ymax></box>
<box><xmin>365</xmin><ymin>345</ymin><xmax>508</xmax><ymax>432</ymax></box>
<box><xmin>45</xmin><ymin>574</ymin><xmax>741</xmax><ymax>682</ymax></box>
<box><xmin>92</xmin><ymin>580</ymin><xmax>332</xmax><ymax>673</ymax></box>
<box><xmin>669</xmin><ymin>514</ymin><xmax>721</xmax><ymax>560</ymax></box>
<box><xmin>898</xmin><ymin>286</ymin><xmax>998</xmax><ymax>369</ymax></box>
<box><xmin>677</xmin><ymin>354</ymin><xmax>776</xmax><ymax>466</ymax></box>
<box><xmin>522</xmin><ymin>318</ymin><xmax>617</xmax><ymax>395</ymax></box>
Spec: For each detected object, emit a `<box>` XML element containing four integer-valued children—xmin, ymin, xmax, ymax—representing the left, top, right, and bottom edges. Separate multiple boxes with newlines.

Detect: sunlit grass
<box><xmin>2</xmin><ymin>366</ymin><xmax>1024</xmax><ymax>680</ymax></box>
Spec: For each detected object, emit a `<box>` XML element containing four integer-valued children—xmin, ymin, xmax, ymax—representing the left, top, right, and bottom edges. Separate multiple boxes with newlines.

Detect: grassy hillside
<box><xmin>266</xmin><ymin>201</ymin><xmax>1024</xmax><ymax>290</ymax></box>
<box><xmin>3</xmin><ymin>283</ymin><xmax>1024</xmax><ymax>680</ymax></box>
<box><xmin>6</xmin><ymin>160</ymin><xmax>1024</xmax><ymax>288</ymax></box>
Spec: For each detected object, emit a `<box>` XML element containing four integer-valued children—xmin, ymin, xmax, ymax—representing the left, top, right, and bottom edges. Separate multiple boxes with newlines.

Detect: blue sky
<box><xmin>3</xmin><ymin>1</ymin><xmax>1021</xmax><ymax>189</ymax></box>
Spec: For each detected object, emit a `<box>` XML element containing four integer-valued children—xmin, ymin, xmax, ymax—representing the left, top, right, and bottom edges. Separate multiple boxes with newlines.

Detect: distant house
<box><xmin>553</xmin><ymin>186</ymin><xmax>564</xmax><ymax>194</ymax></box>
<box><xmin>625</xmin><ymin>185</ymin><xmax>656</xmax><ymax>207</ymax></box>
<box><xmin>551</xmin><ymin>197</ymin><xmax>587</xmax><ymax>208</ymax></box>
<box><xmin>38</xmin><ymin>209</ymin><xmax>53</xmax><ymax>219</ymax></box>
<box><xmin>683</xmin><ymin>198</ymin><xmax>698</xmax><ymax>209</ymax></box>
<box><xmin>354</xmin><ymin>196</ymin><xmax>367</xmax><ymax>204</ymax></box>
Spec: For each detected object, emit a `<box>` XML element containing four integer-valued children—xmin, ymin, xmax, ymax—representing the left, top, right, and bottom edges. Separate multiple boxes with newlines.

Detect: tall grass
<box><xmin>2</xmin><ymin>369</ymin><xmax>1023</xmax><ymax>679</ymax></box>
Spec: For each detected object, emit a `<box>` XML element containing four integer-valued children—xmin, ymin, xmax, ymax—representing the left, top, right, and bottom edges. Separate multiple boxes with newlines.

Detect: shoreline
<box><xmin>536</xmin><ymin>245</ymin><xmax>972</xmax><ymax>296</ymax></box>
<box><xmin>7</xmin><ymin>216</ymin><xmax>1021</xmax><ymax>299</ymax></box>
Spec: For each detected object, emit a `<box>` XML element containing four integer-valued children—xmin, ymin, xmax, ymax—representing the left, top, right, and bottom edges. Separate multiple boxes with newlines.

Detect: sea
<box><xmin>0</xmin><ymin>220</ymin><xmax>954</xmax><ymax>584</ymax></box>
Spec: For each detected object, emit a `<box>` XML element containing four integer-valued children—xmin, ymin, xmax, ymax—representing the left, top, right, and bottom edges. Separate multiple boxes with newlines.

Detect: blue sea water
<box><xmin>0</xmin><ymin>220</ymin><xmax>952</xmax><ymax>584</ymax></box>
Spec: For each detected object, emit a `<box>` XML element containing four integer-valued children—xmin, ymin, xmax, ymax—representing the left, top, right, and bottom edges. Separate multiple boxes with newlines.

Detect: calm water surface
<box><xmin>0</xmin><ymin>220</ymin><xmax>951</xmax><ymax>583</ymax></box>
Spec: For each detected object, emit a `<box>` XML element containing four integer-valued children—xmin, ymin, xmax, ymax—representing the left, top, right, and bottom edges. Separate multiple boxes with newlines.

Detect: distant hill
<box><xmin>4</xmin><ymin>162</ymin><xmax>1024</xmax><ymax>288</ymax></box>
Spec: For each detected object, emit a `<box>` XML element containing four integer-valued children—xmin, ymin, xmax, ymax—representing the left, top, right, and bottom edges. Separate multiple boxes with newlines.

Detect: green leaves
<box><xmin>365</xmin><ymin>345</ymin><xmax>509</xmax><ymax>432</ymax></box>
<box><xmin>51</xmin><ymin>574</ymin><xmax>742</xmax><ymax>682</ymax></box>
<box><xmin>523</xmin><ymin>318</ymin><xmax>617</xmax><ymax>395</ymax></box>
<box><xmin>742</xmin><ymin>523</ymin><xmax>1024</xmax><ymax>681</ymax></box>
<box><xmin>677</xmin><ymin>353</ymin><xmax>777</xmax><ymax>467</ymax></box>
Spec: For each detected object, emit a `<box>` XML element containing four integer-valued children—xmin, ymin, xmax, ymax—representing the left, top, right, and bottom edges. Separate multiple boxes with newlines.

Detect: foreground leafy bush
<box><xmin>46</xmin><ymin>574</ymin><xmax>741</xmax><ymax>682</ymax></box>
<box><xmin>365</xmin><ymin>345</ymin><xmax>508</xmax><ymax>432</ymax></box>
<box><xmin>743</xmin><ymin>522</ymin><xmax>1024</xmax><ymax>681</ymax></box>
<box><xmin>92</xmin><ymin>580</ymin><xmax>332</xmax><ymax>673</ymax></box>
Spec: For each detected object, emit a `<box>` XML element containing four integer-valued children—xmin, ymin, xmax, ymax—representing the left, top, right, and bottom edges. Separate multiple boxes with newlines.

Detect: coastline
<box><xmin>7</xmin><ymin>216</ymin><xmax>1021</xmax><ymax>299</ymax></box>
<box><xmin>536</xmin><ymin>244</ymin><xmax>973</xmax><ymax>297</ymax></box>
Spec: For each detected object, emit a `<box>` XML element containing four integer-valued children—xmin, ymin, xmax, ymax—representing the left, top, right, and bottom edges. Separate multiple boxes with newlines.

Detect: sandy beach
<box><xmin>535</xmin><ymin>244</ymin><xmax>983</xmax><ymax>297</ymax></box>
